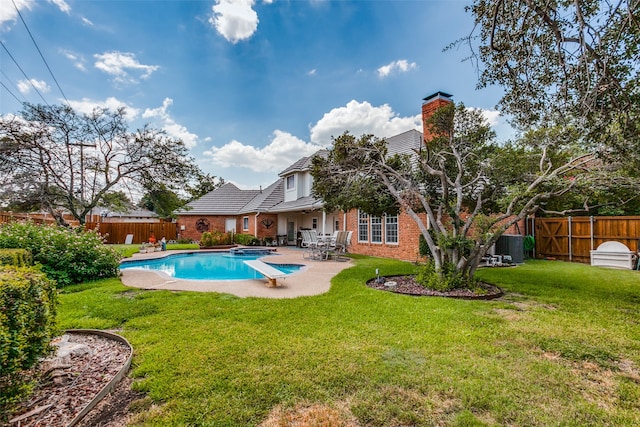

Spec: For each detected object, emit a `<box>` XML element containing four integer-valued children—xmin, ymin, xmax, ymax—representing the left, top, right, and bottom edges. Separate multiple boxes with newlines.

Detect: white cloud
<box><xmin>81</xmin><ymin>16</ymin><xmax>94</xmax><ymax>26</ymax></box>
<box><xmin>48</xmin><ymin>0</ymin><xmax>70</xmax><ymax>14</ymax></box>
<box><xmin>204</xmin><ymin>130</ymin><xmax>321</xmax><ymax>173</ymax></box>
<box><xmin>309</xmin><ymin>100</ymin><xmax>421</xmax><ymax>145</ymax></box>
<box><xmin>17</xmin><ymin>79</ymin><xmax>50</xmax><ymax>95</ymax></box>
<box><xmin>307</xmin><ymin>69</ymin><xmax>317</xmax><ymax>76</ymax></box>
<box><xmin>0</xmin><ymin>0</ymin><xmax>32</xmax><ymax>28</ymax></box>
<box><xmin>377</xmin><ymin>59</ymin><xmax>418</xmax><ymax>78</ymax></box>
<box><xmin>474</xmin><ymin>108</ymin><xmax>501</xmax><ymax>127</ymax></box>
<box><xmin>209</xmin><ymin>0</ymin><xmax>258</xmax><ymax>43</ymax></box>
<box><xmin>67</xmin><ymin>97</ymin><xmax>140</xmax><ymax>119</ymax></box>
<box><xmin>61</xmin><ymin>49</ymin><xmax>87</xmax><ymax>71</ymax></box>
<box><xmin>143</xmin><ymin>98</ymin><xmax>198</xmax><ymax>149</ymax></box>
<box><xmin>94</xmin><ymin>51</ymin><xmax>159</xmax><ymax>83</ymax></box>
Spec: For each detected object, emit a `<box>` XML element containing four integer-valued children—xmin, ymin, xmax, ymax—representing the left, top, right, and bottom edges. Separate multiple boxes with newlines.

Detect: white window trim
<box><xmin>286</xmin><ymin>175</ymin><xmax>295</xmax><ymax>190</ymax></box>
<box><xmin>384</xmin><ymin>214</ymin><xmax>399</xmax><ymax>245</ymax></box>
<box><xmin>358</xmin><ymin>210</ymin><xmax>369</xmax><ymax>243</ymax></box>
<box><xmin>371</xmin><ymin>215</ymin><xmax>383</xmax><ymax>244</ymax></box>
<box><xmin>243</xmin><ymin>216</ymin><xmax>249</xmax><ymax>231</ymax></box>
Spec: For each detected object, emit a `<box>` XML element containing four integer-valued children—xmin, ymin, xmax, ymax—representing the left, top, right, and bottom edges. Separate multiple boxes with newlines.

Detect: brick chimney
<box><xmin>422</xmin><ymin>91</ymin><xmax>453</xmax><ymax>143</ymax></box>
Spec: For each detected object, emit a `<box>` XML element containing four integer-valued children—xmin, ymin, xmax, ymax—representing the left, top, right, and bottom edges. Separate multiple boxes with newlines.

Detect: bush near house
<box><xmin>200</xmin><ymin>231</ymin><xmax>233</xmax><ymax>247</ymax></box>
<box><xmin>0</xmin><ymin>221</ymin><xmax>121</xmax><ymax>287</ymax></box>
<box><xmin>0</xmin><ymin>265</ymin><xmax>57</xmax><ymax>408</ymax></box>
<box><xmin>233</xmin><ymin>233</ymin><xmax>256</xmax><ymax>245</ymax></box>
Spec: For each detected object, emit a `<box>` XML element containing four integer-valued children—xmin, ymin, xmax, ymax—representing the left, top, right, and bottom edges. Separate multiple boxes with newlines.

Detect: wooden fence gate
<box><xmin>534</xmin><ymin>216</ymin><xmax>640</xmax><ymax>263</ymax></box>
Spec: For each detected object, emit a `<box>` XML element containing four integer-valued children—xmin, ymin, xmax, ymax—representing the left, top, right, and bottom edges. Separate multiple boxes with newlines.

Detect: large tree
<box><xmin>465</xmin><ymin>0</ymin><xmax>639</xmax><ymax>165</ymax></box>
<box><xmin>312</xmin><ymin>103</ymin><xmax>610</xmax><ymax>285</ymax></box>
<box><xmin>0</xmin><ymin>103</ymin><xmax>202</xmax><ymax>225</ymax></box>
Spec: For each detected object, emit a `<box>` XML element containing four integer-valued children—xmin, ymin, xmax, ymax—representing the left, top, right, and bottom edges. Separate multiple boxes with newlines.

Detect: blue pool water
<box><xmin>120</xmin><ymin>252</ymin><xmax>302</xmax><ymax>280</ymax></box>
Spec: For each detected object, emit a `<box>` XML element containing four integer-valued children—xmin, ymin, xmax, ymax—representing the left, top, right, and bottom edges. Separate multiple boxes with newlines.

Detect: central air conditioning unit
<box><xmin>495</xmin><ymin>234</ymin><xmax>524</xmax><ymax>264</ymax></box>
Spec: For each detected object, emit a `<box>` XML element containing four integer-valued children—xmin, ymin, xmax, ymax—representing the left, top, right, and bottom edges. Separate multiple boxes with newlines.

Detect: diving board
<box><xmin>243</xmin><ymin>260</ymin><xmax>286</xmax><ymax>287</ymax></box>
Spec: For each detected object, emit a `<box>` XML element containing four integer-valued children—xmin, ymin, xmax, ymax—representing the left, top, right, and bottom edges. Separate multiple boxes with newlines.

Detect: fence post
<box><xmin>568</xmin><ymin>216</ymin><xmax>572</xmax><ymax>262</ymax></box>
<box><xmin>589</xmin><ymin>216</ymin><xmax>594</xmax><ymax>251</ymax></box>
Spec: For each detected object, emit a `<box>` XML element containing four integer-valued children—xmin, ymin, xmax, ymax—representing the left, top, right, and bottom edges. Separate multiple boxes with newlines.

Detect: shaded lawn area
<box><xmin>58</xmin><ymin>258</ymin><xmax>640</xmax><ymax>426</ymax></box>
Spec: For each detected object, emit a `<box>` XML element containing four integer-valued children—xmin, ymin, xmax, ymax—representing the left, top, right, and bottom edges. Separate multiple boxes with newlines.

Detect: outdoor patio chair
<box><xmin>300</xmin><ymin>230</ymin><xmax>318</xmax><ymax>247</ymax></box>
<box><xmin>330</xmin><ymin>231</ymin><xmax>352</xmax><ymax>260</ymax></box>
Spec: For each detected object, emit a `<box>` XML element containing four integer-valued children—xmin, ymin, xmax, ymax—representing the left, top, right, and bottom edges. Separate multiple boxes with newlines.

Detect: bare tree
<box><xmin>0</xmin><ymin>104</ymin><xmax>199</xmax><ymax>225</ymax></box>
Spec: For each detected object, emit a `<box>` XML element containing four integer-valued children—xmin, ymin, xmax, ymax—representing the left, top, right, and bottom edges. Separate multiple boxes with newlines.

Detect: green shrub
<box><xmin>200</xmin><ymin>232</ymin><xmax>213</xmax><ymax>246</ymax></box>
<box><xmin>234</xmin><ymin>233</ymin><xmax>255</xmax><ymax>245</ymax></box>
<box><xmin>0</xmin><ymin>249</ymin><xmax>32</xmax><ymax>267</ymax></box>
<box><xmin>0</xmin><ymin>266</ymin><xmax>58</xmax><ymax>408</ymax></box>
<box><xmin>200</xmin><ymin>231</ymin><xmax>232</xmax><ymax>247</ymax></box>
<box><xmin>0</xmin><ymin>221</ymin><xmax>121</xmax><ymax>287</ymax></box>
<box><xmin>418</xmin><ymin>234</ymin><xmax>431</xmax><ymax>257</ymax></box>
<box><xmin>415</xmin><ymin>260</ymin><xmax>477</xmax><ymax>292</ymax></box>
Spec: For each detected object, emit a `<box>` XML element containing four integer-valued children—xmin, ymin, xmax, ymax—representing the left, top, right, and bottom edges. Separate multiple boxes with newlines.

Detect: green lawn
<box><xmin>58</xmin><ymin>258</ymin><xmax>640</xmax><ymax>426</ymax></box>
<box><xmin>110</xmin><ymin>243</ymin><xmax>200</xmax><ymax>258</ymax></box>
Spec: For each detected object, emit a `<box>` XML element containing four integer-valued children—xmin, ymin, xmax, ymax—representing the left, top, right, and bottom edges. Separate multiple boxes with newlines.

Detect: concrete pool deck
<box><xmin>119</xmin><ymin>247</ymin><xmax>353</xmax><ymax>298</ymax></box>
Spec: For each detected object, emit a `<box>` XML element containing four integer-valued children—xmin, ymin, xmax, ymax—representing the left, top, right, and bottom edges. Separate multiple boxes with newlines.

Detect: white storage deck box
<box><xmin>590</xmin><ymin>241</ymin><xmax>636</xmax><ymax>270</ymax></box>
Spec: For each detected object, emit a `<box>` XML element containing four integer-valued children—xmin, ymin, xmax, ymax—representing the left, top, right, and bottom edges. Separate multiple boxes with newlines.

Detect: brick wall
<box><xmin>344</xmin><ymin>208</ymin><xmax>527</xmax><ymax>262</ymax></box>
<box><xmin>256</xmin><ymin>214</ymin><xmax>278</xmax><ymax>239</ymax></box>
<box><xmin>177</xmin><ymin>213</ymin><xmax>281</xmax><ymax>242</ymax></box>
<box><xmin>177</xmin><ymin>215</ymin><xmax>228</xmax><ymax>242</ymax></box>
<box><xmin>345</xmin><ymin>210</ymin><xmax>427</xmax><ymax>262</ymax></box>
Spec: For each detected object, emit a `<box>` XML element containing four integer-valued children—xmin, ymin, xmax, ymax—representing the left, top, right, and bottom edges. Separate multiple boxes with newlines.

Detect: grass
<box><xmin>57</xmin><ymin>258</ymin><xmax>640</xmax><ymax>426</ymax></box>
<box><xmin>110</xmin><ymin>243</ymin><xmax>199</xmax><ymax>258</ymax></box>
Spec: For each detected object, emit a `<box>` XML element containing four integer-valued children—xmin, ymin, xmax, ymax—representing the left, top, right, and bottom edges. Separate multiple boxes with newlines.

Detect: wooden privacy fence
<box><xmin>85</xmin><ymin>222</ymin><xmax>178</xmax><ymax>245</ymax></box>
<box><xmin>534</xmin><ymin>216</ymin><xmax>640</xmax><ymax>263</ymax></box>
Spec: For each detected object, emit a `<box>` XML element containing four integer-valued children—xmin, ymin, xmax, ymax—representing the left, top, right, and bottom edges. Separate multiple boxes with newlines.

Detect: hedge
<box><xmin>0</xmin><ymin>249</ymin><xmax>32</xmax><ymax>267</ymax></box>
<box><xmin>0</xmin><ymin>266</ymin><xmax>58</xmax><ymax>407</ymax></box>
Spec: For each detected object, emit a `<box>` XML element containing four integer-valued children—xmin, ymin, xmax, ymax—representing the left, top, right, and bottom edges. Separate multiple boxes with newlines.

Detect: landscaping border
<box><xmin>65</xmin><ymin>329</ymin><xmax>133</xmax><ymax>427</ymax></box>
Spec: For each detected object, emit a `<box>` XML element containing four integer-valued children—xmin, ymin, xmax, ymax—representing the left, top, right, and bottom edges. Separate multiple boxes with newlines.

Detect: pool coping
<box><xmin>119</xmin><ymin>246</ymin><xmax>352</xmax><ymax>298</ymax></box>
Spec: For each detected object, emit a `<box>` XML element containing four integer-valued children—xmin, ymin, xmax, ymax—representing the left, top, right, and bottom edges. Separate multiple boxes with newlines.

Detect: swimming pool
<box><xmin>119</xmin><ymin>252</ymin><xmax>303</xmax><ymax>280</ymax></box>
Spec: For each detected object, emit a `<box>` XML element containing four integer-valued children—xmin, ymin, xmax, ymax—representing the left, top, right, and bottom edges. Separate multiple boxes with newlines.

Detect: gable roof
<box><xmin>278</xmin><ymin>149</ymin><xmax>327</xmax><ymax>177</ymax></box>
<box><xmin>238</xmin><ymin>180</ymin><xmax>283</xmax><ymax>214</ymax></box>
<box><xmin>177</xmin><ymin>183</ymin><xmax>260</xmax><ymax>215</ymax></box>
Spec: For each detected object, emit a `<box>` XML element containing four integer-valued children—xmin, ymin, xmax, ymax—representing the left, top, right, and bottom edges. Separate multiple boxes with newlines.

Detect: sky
<box><xmin>0</xmin><ymin>0</ymin><xmax>514</xmax><ymax>190</ymax></box>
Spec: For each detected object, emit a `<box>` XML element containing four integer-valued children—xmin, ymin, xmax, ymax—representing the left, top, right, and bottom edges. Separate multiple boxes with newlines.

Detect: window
<box><xmin>385</xmin><ymin>215</ymin><xmax>398</xmax><ymax>244</ymax></box>
<box><xmin>371</xmin><ymin>216</ymin><xmax>382</xmax><ymax>243</ymax></box>
<box><xmin>243</xmin><ymin>216</ymin><xmax>249</xmax><ymax>231</ymax></box>
<box><xmin>358</xmin><ymin>211</ymin><xmax>369</xmax><ymax>242</ymax></box>
<box><xmin>312</xmin><ymin>217</ymin><xmax>318</xmax><ymax>229</ymax></box>
<box><xmin>286</xmin><ymin>175</ymin><xmax>295</xmax><ymax>190</ymax></box>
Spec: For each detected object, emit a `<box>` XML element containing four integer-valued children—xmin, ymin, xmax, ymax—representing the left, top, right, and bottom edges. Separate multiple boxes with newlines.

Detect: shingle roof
<box><xmin>239</xmin><ymin>180</ymin><xmax>283</xmax><ymax>214</ymax></box>
<box><xmin>176</xmin><ymin>183</ymin><xmax>260</xmax><ymax>215</ymax></box>
<box><xmin>278</xmin><ymin>149</ymin><xmax>327</xmax><ymax>177</ymax></box>
<box><xmin>385</xmin><ymin>129</ymin><xmax>424</xmax><ymax>158</ymax></box>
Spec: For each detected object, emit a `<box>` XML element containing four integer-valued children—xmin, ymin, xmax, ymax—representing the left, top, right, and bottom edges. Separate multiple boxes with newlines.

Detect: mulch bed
<box><xmin>366</xmin><ymin>275</ymin><xmax>503</xmax><ymax>300</ymax></box>
<box><xmin>7</xmin><ymin>332</ymin><xmax>136</xmax><ymax>427</ymax></box>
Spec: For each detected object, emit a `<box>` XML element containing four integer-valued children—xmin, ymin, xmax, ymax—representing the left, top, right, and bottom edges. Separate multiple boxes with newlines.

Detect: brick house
<box><xmin>175</xmin><ymin>91</ymin><xmax>522</xmax><ymax>260</ymax></box>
